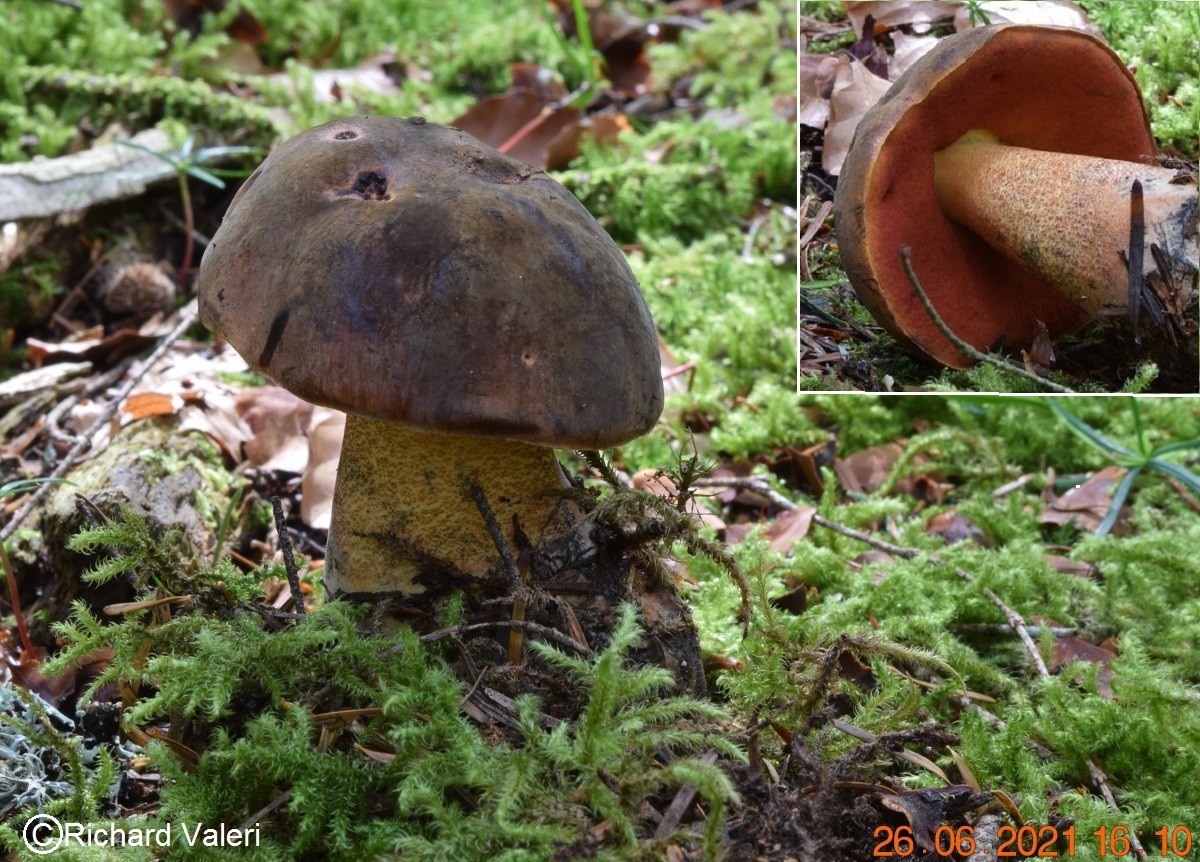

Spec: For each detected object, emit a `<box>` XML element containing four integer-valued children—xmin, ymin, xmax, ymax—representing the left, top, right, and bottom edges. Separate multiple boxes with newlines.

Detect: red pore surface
<box><xmin>834</xmin><ymin>24</ymin><xmax>1158</xmax><ymax>367</ymax></box>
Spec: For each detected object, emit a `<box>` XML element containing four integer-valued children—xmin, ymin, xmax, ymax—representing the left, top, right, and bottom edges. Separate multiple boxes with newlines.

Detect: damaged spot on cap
<box><xmin>342</xmin><ymin>171</ymin><xmax>390</xmax><ymax>202</ymax></box>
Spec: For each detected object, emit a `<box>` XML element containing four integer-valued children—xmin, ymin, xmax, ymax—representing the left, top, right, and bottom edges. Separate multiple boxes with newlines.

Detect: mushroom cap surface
<box><xmin>199</xmin><ymin>115</ymin><xmax>663</xmax><ymax>448</ymax></box>
<box><xmin>834</xmin><ymin>25</ymin><xmax>1159</xmax><ymax>367</ymax></box>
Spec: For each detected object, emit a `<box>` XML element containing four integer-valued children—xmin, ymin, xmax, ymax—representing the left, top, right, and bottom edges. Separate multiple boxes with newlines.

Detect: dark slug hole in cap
<box><xmin>334</xmin><ymin>130</ymin><xmax>358</xmax><ymax>140</ymax></box>
<box><xmin>343</xmin><ymin>171</ymin><xmax>390</xmax><ymax>201</ymax></box>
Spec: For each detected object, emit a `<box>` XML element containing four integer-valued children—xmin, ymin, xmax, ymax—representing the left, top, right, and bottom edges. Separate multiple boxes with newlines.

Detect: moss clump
<box><xmin>1077</xmin><ymin>0</ymin><xmax>1200</xmax><ymax>156</ymax></box>
<box><xmin>683</xmin><ymin>394</ymin><xmax>1200</xmax><ymax>851</ymax></box>
<box><xmin>35</xmin><ymin>509</ymin><xmax>742</xmax><ymax>862</ymax></box>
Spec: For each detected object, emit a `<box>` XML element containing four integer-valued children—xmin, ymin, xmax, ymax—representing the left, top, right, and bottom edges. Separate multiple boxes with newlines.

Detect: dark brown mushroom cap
<box><xmin>199</xmin><ymin>115</ymin><xmax>662</xmax><ymax>448</ymax></box>
<box><xmin>834</xmin><ymin>25</ymin><xmax>1159</xmax><ymax>368</ymax></box>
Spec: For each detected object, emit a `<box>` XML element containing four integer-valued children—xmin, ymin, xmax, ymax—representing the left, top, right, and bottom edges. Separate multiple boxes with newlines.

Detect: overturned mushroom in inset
<box><xmin>834</xmin><ymin>24</ymin><xmax>1198</xmax><ymax>369</ymax></box>
<box><xmin>197</xmin><ymin>116</ymin><xmax>671</xmax><ymax>621</ymax></box>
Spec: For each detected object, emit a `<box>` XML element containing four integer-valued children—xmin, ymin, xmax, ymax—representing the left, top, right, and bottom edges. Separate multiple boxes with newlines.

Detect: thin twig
<box><xmin>271</xmin><ymin>496</ymin><xmax>306</xmax><ymax>620</ymax></box>
<box><xmin>242</xmin><ymin>790</ymin><xmax>292</xmax><ymax>830</ymax></box>
<box><xmin>157</xmin><ymin>202</ymin><xmax>212</xmax><ymax>250</ymax></box>
<box><xmin>0</xmin><ymin>542</ymin><xmax>33</xmax><ymax>654</ymax></box>
<box><xmin>467</xmin><ymin>482</ymin><xmax>527</xmax><ymax>663</ymax></box>
<box><xmin>950</xmin><ymin>623</ymin><xmax>1077</xmax><ymax>639</ymax></box>
<box><xmin>0</xmin><ymin>302</ymin><xmax>199</xmax><ymax>544</ymax></box>
<box><xmin>419</xmin><ymin>619</ymin><xmax>594</xmax><ymax>658</ymax></box>
<box><xmin>1127</xmin><ymin>179</ymin><xmax>1146</xmax><ymax>335</ymax></box>
<box><xmin>899</xmin><ymin>246</ymin><xmax>1074</xmax><ymax>393</ymax></box>
<box><xmin>653</xmin><ymin>749</ymin><xmax>718</xmax><ymax>840</ymax></box>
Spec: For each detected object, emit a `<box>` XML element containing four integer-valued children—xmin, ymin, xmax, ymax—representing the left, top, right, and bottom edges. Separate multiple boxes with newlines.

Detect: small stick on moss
<box><xmin>0</xmin><ymin>542</ymin><xmax>32</xmax><ymax>654</ymax></box>
<box><xmin>467</xmin><ymin>482</ymin><xmax>527</xmax><ymax>664</ymax></box>
<box><xmin>242</xmin><ymin>790</ymin><xmax>292</xmax><ymax>831</ymax></box>
<box><xmin>654</xmin><ymin>749</ymin><xmax>719</xmax><ymax>840</ymax></box>
<box><xmin>898</xmin><ymin>246</ymin><xmax>1074</xmax><ymax>393</ymax></box>
<box><xmin>271</xmin><ymin>497</ymin><xmax>305</xmax><ymax>620</ymax></box>
<box><xmin>418</xmin><ymin>618</ymin><xmax>594</xmax><ymax>658</ymax></box>
<box><xmin>951</xmin><ymin>622</ymin><xmax>1077</xmax><ymax>638</ymax></box>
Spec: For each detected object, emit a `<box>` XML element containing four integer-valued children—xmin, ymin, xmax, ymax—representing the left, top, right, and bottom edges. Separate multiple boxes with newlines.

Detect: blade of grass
<box><xmin>1097</xmin><ymin>465</ymin><xmax>1141</xmax><ymax>537</ymax></box>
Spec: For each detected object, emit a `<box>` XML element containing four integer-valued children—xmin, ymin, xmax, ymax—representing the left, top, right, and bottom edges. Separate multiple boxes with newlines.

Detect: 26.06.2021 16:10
<box><xmin>872</xmin><ymin>822</ymin><xmax>1194</xmax><ymax>857</ymax></box>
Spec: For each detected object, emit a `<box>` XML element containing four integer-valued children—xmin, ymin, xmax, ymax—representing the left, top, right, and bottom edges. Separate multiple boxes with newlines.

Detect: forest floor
<box><xmin>2</xmin><ymin>2</ymin><xmax>1200</xmax><ymax>861</ymax></box>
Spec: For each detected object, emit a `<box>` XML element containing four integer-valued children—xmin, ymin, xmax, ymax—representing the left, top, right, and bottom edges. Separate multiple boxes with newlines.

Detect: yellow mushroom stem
<box><xmin>933</xmin><ymin>129</ymin><xmax>1197</xmax><ymax>316</ymax></box>
<box><xmin>323</xmin><ymin>414</ymin><xmax>569</xmax><ymax>597</ymax></box>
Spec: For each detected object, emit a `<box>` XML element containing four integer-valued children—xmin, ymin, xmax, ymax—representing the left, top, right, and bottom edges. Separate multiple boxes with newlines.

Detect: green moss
<box><xmin>0</xmin><ymin>0</ymin><xmax>565</xmax><ymax>161</ymax></box>
<box><xmin>649</xmin><ymin>1</ymin><xmax>795</xmax><ymax>112</ymax></box>
<box><xmin>36</xmin><ymin>585</ymin><xmax>740</xmax><ymax>861</ymax></box>
<box><xmin>697</xmin><ymin>394</ymin><xmax>1200</xmax><ymax>844</ymax></box>
<box><xmin>0</xmin><ymin>258</ymin><xmax>63</xmax><ymax>329</ymax></box>
<box><xmin>1077</xmin><ymin>0</ymin><xmax>1200</xmax><ymax>156</ymax></box>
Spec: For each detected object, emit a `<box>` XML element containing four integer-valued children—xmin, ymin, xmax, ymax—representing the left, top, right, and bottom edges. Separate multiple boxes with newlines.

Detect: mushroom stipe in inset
<box><xmin>834</xmin><ymin>24</ymin><xmax>1199</xmax><ymax>369</ymax></box>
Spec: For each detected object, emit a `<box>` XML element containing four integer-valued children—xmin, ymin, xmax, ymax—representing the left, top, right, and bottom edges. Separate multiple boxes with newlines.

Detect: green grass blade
<box><xmin>1096</xmin><ymin>465</ymin><xmax>1141</xmax><ymax>537</ymax></box>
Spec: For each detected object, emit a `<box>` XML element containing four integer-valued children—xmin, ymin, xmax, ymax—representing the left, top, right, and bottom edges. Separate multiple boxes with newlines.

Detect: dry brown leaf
<box><xmin>544</xmin><ymin>114</ymin><xmax>631</xmax><ymax>171</ymax></box>
<box><xmin>835</xmin><ymin>442</ymin><xmax>904</xmax><ymax>493</ymax></box>
<box><xmin>1051</xmin><ymin>635</ymin><xmax>1117</xmax><ymax>698</ymax></box>
<box><xmin>925</xmin><ymin>509</ymin><xmax>986</xmax><ymax>545</ymax></box>
<box><xmin>355</xmin><ymin>744</ymin><xmax>397</xmax><ymax>765</ymax></box>
<box><xmin>453</xmin><ymin>90</ymin><xmax>561</xmax><ymax>150</ymax></box>
<box><xmin>763</xmin><ymin>440</ymin><xmax>836</xmax><ymax>497</ymax></box>
<box><xmin>953</xmin><ymin>1</ymin><xmax>1102</xmax><ymax>36</ymax></box>
<box><xmin>762</xmin><ymin>505</ymin><xmax>816</xmax><ymax>554</ymax></box>
<box><xmin>1045</xmin><ymin>554</ymin><xmax>1097</xmax><ymax>578</ymax></box>
<box><xmin>822</xmin><ymin>55</ymin><xmax>892</xmax><ymax>176</ymax></box>
<box><xmin>798</xmin><ymin>53</ymin><xmax>839</xmax><ymax>128</ymax></box>
<box><xmin>856</xmin><ymin>549</ymin><xmax>896</xmax><ymax>568</ymax></box>
<box><xmin>888</xmin><ymin>31</ymin><xmax>940</xmax><ymax>79</ymax></box>
<box><xmin>1024</xmin><ymin>320</ymin><xmax>1057</xmax><ymax>368</ymax></box>
<box><xmin>510</xmin><ymin>62</ymin><xmax>570</xmax><ymax>101</ymax></box>
<box><xmin>848</xmin><ymin>12</ymin><xmax>890</xmax><ymax>78</ymax></box>
<box><xmin>118</xmin><ymin>390</ymin><xmax>205</xmax><ymax>425</ymax></box>
<box><xmin>26</xmin><ymin>328</ymin><xmax>154</xmax><ymax>367</ymax></box>
<box><xmin>124</xmin><ymin>344</ymin><xmax>253</xmax><ymax>460</ymax></box>
<box><xmin>879</xmin><ymin>784</ymin><xmax>971</xmax><ymax>853</ymax></box>
<box><xmin>161</xmin><ymin>0</ymin><xmax>267</xmax><ymax>46</ymax></box>
<box><xmin>770</xmin><ymin>581</ymin><xmax>811</xmax><ymax>615</ymax></box>
<box><xmin>724</xmin><ymin>523</ymin><xmax>756</xmax><ymax>545</ymax></box>
<box><xmin>844</xmin><ymin>1</ymin><xmax>957</xmax><ymax>36</ymax></box>
<box><xmin>1039</xmin><ymin>466</ymin><xmax>1128</xmax><ymax>532</ymax></box>
<box><xmin>450</xmin><ymin>73</ymin><xmax>629</xmax><ymax>173</ymax></box>
<box><xmin>301</xmin><ymin>407</ymin><xmax>345</xmax><ymax>530</ymax></box>
<box><xmin>234</xmin><ymin>386</ymin><xmax>346</xmax><ymax>529</ymax></box>
<box><xmin>632</xmin><ymin>469</ymin><xmax>725</xmax><ymax>533</ymax></box>
<box><xmin>238</xmin><ymin>387</ymin><xmax>312</xmax><ymax>465</ymax></box>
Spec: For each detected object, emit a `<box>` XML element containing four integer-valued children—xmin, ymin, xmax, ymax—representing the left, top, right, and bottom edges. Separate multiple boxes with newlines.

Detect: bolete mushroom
<box><xmin>834</xmin><ymin>24</ymin><xmax>1198</xmax><ymax>368</ymax></box>
<box><xmin>197</xmin><ymin>115</ymin><xmax>663</xmax><ymax>606</ymax></box>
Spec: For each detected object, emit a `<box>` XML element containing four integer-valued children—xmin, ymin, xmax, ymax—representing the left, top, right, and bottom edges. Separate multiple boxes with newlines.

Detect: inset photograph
<box><xmin>799</xmin><ymin>1</ymin><xmax>1198</xmax><ymax>392</ymax></box>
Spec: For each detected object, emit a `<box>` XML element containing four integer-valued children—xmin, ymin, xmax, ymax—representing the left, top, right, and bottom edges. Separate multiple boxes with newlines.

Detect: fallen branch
<box><xmin>0</xmin><ymin>129</ymin><xmax>174</xmax><ymax>221</ymax></box>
